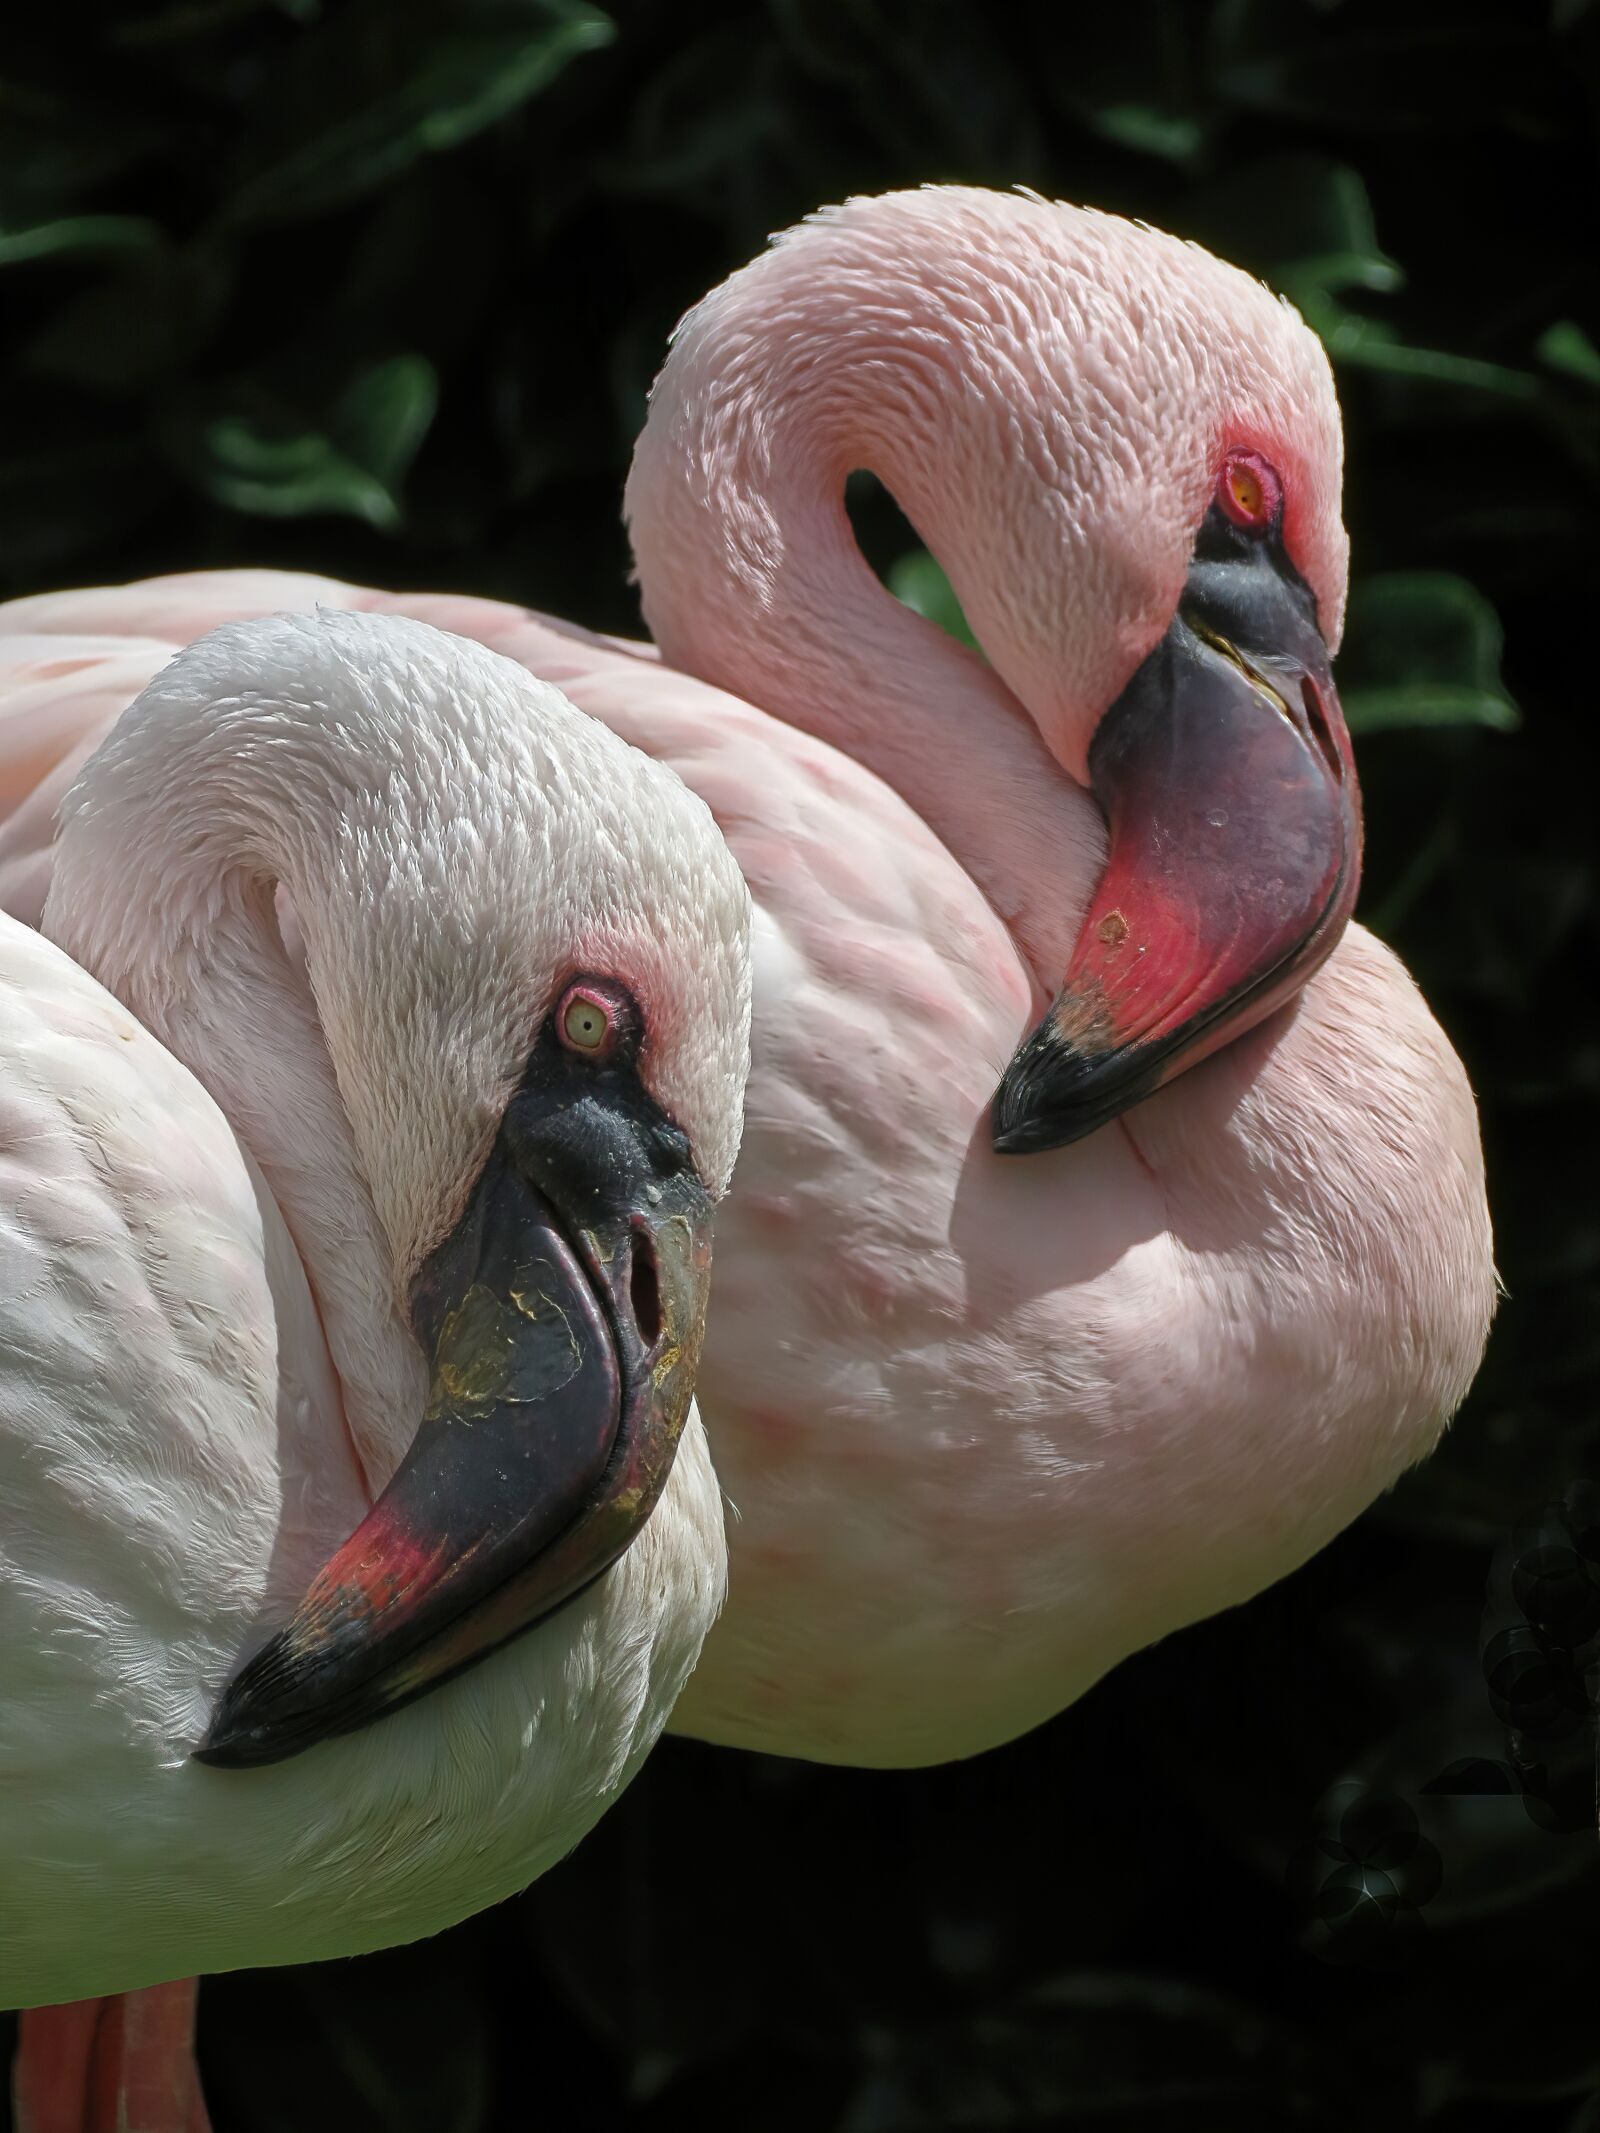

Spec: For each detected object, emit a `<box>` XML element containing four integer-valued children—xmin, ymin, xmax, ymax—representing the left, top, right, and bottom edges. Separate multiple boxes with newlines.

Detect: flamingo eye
<box><xmin>557</xmin><ymin>983</ymin><xmax>619</xmax><ymax>1059</ymax></box>
<box><xmin>1217</xmin><ymin>450</ymin><xmax>1281</xmax><ymax>531</ymax></box>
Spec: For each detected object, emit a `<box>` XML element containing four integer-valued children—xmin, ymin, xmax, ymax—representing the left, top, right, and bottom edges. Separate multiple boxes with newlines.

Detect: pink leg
<box><xmin>13</xmin><ymin>1981</ymin><xmax>211</xmax><ymax>2133</ymax></box>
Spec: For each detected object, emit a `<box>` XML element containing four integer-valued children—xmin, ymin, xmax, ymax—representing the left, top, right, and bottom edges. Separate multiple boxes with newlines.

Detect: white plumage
<box><xmin>0</xmin><ymin>609</ymin><xmax>751</xmax><ymax>2008</ymax></box>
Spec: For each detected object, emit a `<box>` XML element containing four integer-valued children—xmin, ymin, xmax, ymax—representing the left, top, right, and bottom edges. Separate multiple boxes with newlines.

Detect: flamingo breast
<box><xmin>0</xmin><ymin>574</ymin><xmax>1494</xmax><ymax>1770</ymax></box>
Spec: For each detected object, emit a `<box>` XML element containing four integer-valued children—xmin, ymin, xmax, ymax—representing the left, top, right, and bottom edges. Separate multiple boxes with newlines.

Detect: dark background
<box><xmin>3</xmin><ymin>2</ymin><xmax>1598</xmax><ymax>2127</ymax></box>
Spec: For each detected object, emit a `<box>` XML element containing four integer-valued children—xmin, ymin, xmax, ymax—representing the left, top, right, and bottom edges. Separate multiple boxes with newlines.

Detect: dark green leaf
<box><xmin>1344</xmin><ymin>682</ymin><xmax>1521</xmax><ymax>733</ymax></box>
<box><xmin>1089</xmin><ymin>102</ymin><xmax>1205</xmax><ymax>162</ymax></box>
<box><xmin>1042</xmin><ymin>1</ymin><xmax>1209</xmax><ymax>168</ymax></box>
<box><xmin>0</xmin><ymin>214</ymin><xmax>162</xmax><ymax>268</ymax></box>
<box><xmin>0</xmin><ymin>85</ymin><xmax>164</xmax><ymax>224</ymax></box>
<box><xmin>1538</xmin><ymin>321</ymin><xmax>1600</xmax><ymax>390</ymax></box>
<box><xmin>1310</xmin><ymin>305</ymin><xmax>1541</xmax><ymax>400</ymax></box>
<box><xmin>599</xmin><ymin>26</ymin><xmax>784</xmax><ymax>198</ymax></box>
<box><xmin>172</xmin><ymin>357</ymin><xmax>437</xmax><ymax>526</ymax></box>
<box><xmin>1340</xmin><ymin>572</ymin><xmax>1521</xmax><ymax>733</ymax></box>
<box><xmin>887</xmin><ymin>550</ymin><xmax>979</xmax><ymax>652</ymax></box>
<box><xmin>1193</xmin><ymin>157</ymin><xmax>1402</xmax><ymax>298</ymax></box>
<box><xmin>220</xmin><ymin>0</ymin><xmax>615</xmax><ymax>227</ymax></box>
<box><xmin>330</xmin><ymin>354</ymin><xmax>439</xmax><ymax>493</ymax></box>
<box><xmin>1192</xmin><ymin>160</ymin><xmax>1543</xmax><ymax>406</ymax></box>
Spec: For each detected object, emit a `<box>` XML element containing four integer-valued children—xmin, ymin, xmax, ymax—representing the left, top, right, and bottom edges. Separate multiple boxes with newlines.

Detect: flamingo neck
<box><xmin>41</xmin><ymin>722</ymin><xmax>423</xmax><ymax>1493</ymax></box>
<box><xmin>627</xmin><ymin>316</ymin><xmax>1106</xmax><ymax>987</ymax></box>
<box><xmin>162</xmin><ymin>900</ymin><xmax>419</xmax><ymax>1493</ymax></box>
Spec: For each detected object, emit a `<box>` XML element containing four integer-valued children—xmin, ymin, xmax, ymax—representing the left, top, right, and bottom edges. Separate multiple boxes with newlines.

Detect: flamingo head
<box><xmin>640</xmin><ymin>186</ymin><xmax>1359</xmax><ymax>1155</ymax></box>
<box><xmin>809</xmin><ymin>192</ymin><xmax>1360</xmax><ymax>1154</ymax></box>
<box><xmin>987</xmin><ymin>426</ymin><xmax>1360</xmax><ymax>1154</ymax></box>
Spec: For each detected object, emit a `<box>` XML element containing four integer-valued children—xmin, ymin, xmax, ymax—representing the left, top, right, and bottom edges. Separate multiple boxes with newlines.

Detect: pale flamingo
<box><xmin>2</xmin><ymin>609</ymin><xmax>751</xmax><ymax>2129</ymax></box>
<box><xmin>0</xmin><ymin>188</ymin><xmax>1495</xmax><ymax>1779</ymax></box>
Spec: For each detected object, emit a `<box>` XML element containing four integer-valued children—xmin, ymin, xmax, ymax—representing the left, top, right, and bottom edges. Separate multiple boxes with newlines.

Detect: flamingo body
<box><xmin>0</xmin><ymin>573</ymin><xmax>1493</xmax><ymax>1767</ymax></box>
<box><xmin>0</xmin><ymin>189</ymin><xmax>1498</xmax><ymax>1775</ymax></box>
<box><xmin>0</xmin><ymin>609</ymin><xmax>749</xmax><ymax>2013</ymax></box>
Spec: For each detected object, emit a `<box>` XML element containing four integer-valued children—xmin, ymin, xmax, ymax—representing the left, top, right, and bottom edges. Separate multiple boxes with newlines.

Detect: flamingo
<box><xmin>0</xmin><ymin>188</ymin><xmax>1495</xmax><ymax>1777</ymax></box>
<box><xmin>1</xmin><ymin>609</ymin><xmax>751</xmax><ymax>2130</ymax></box>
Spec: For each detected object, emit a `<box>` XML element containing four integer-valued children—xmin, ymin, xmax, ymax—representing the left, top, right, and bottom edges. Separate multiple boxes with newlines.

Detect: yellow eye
<box><xmin>1228</xmin><ymin>464</ymin><xmax>1263</xmax><ymax>519</ymax></box>
<box><xmin>563</xmin><ymin>996</ymin><xmax>609</xmax><ymax>1050</ymax></box>
<box><xmin>555</xmin><ymin>977</ymin><xmax>634</xmax><ymax>1062</ymax></box>
<box><xmin>1216</xmin><ymin>449</ymin><xmax>1281</xmax><ymax>530</ymax></box>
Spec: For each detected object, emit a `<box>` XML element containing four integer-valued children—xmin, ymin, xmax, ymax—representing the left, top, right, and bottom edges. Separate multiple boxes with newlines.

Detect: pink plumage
<box><xmin>0</xmin><ymin>189</ymin><xmax>1495</xmax><ymax>1773</ymax></box>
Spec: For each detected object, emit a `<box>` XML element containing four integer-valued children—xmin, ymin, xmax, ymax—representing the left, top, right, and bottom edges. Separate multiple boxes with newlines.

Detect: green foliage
<box><xmin>173</xmin><ymin>356</ymin><xmax>440</xmax><ymax>527</ymax></box>
<box><xmin>1339</xmin><ymin>573</ymin><xmax>1520</xmax><ymax>734</ymax></box>
<box><xmin>1</xmin><ymin>3</ymin><xmax>1597</xmax><ymax>2131</ymax></box>
<box><xmin>886</xmin><ymin>548</ymin><xmax>980</xmax><ymax>652</ymax></box>
<box><xmin>215</xmin><ymin>0</ymin><xmax>616</xmax><ymax>228</ymax></box>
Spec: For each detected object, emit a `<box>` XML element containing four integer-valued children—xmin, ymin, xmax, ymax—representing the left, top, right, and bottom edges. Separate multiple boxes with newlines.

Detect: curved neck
<box><xmin>627</xmin><ymin>285</ymin><xmax>1104</xmax><ymax>985</ymax></box>
<box><xmin>42</xmin><ymin>684</ymin><xmax>425</xmax><ymax>1490</ymax></box>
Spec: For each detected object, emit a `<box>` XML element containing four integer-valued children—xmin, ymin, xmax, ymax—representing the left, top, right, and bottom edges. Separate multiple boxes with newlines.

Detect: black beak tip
<box><xmin>990</xmin><ymin>1079</ymin><xmax>1056</xmax><ymax>1156</ymax></box>
<box><xmin>191</xmin><ymin>1709</ymin><xmax>262</xmax><ymax>1769</ymax></box>
<box><xmin>190</xmin><ymin>1628</ymin><xmax>320</xmax><ymax>1768</ymax></box>
<box><xmin>193</xmin><ymin>1701</ymin><xmax>317</xmax><ymax>1771</ymax></box>
<box><xmin>989</xmin><ymin>1025</ymin><xmax>1166</xmax><ymax>1157</ymax></box>
<box><xmin>989</xmin><ymin>1022</ymin><xmax>1088</xmax><ymax>1156</ymax></box>
<box><xmin>989</xmin><ymin>1043</ymin><xmax>1055</xmax><ymax>1156</ymax></box>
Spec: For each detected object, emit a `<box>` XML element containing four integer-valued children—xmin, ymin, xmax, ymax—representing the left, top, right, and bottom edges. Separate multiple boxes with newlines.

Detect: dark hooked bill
<box><xmin>197</xmin><ymin>1063</ymin><xmax>713</xmax><ymax>1768</ymax></box>
<box><xmin>992</xmin><ymin>535</ymin><xmax>1361</xmax><ymax>1155</ymax></box>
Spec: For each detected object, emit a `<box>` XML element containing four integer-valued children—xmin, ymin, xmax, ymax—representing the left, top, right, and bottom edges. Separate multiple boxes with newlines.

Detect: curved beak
<box><xmin>196</xmin><ymin>1076</ymin><xmax>712</xmax><ymax>1768</ymax></box>
<box><xmin>992</xmin><ymin>536</ymin><xmax>1361</xmax><ymax>1155</ymax></box>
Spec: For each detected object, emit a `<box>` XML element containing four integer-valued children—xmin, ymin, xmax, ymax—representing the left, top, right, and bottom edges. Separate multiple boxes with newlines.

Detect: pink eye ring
<box><xmin>554</xmin><ymin>977</ymin><xmax>635</xmax><ymax>1062</ymax></box>
<box><xmin>1216</xmin><ymin>449</ymin><xmax>1282</xmax><ymax>531</ymax></box>
<box><xmin>557</xmin><ymin>984</ymin><xmax>617</xmax><ymax>1058</ymax></box>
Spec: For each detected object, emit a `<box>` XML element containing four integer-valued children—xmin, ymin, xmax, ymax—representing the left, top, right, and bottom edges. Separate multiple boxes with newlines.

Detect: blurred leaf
<box><xmin>330</xmin><ymin>354</ymin><xmax>440</xmax><ymax>490</ymax></box>
<box><xmin>600</xmin><ymin>24</ymin><xmax>784</xmax><ymax>197</ymax></box>
<box><xmin>1089</xmin><ymin>102</ymin><xmax>1205</xmax><ymax>161</ymax></box>
<box><xmin>220</xmin><ymin>0</ymin><xmax>615</xmax><ymax>227</ymax></box>
<box><xmin>1538</xmin><ymin>321</ymin><xmax>1600</xmax><ymax>389</ymax></box>
<box><xmin>0</xmin><ymin>84</ymin><xmax>165</xmax><ymax>224</ymax></box>
<box><xmin>1340</xmin><ymin>572</ymin><xmax>1521</xmax><ymax>733</ymax></box>
<box><xmin>1041</xmin><ymin>1</ymin><xmax>1210</xmax><ymax>167</ymax></box>
<box><xmin>1194</xmin><ymin>156</ymin><xmax>1403</xmax><ymax>301</ymax></box>
<box><xmin>173</xmin><ymin>356</ymin><xmax>438</xmax><ymax>526</ymax></box>
<box><xmin>887</xmin><ymin>549</ymin><xmax>979</xmax><ymax>651</ymax></box>
<box><xmin>0</xmin><ymin>213</ymin><xmax>162</xmax><ymax>267</ymax></box>
<box><xmin>520</xmin><ymin>1744</ymin><xmax>785</xmax><ymax>2092</ymax></box>
<box><xmin>1192</xmin><ymin>158</ymin><xmax>1543</xmax><ymax>406</ymax></box>
<box><xmin>1310</xmin><ymin>304</ymin><xmax>1542</xmax><ymax>400</ymax></box>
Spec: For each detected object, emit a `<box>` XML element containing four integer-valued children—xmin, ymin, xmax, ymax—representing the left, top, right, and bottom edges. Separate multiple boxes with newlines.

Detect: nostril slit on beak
<box><xmin>1302</xmin><ymin>678</ymin><xmax>1343</xmax><ymax>781</ymax></box>
<box><xmin>629</xmin><ymin>1231</ymin><xmax>663</xmax><ymax>1349</ymax></box>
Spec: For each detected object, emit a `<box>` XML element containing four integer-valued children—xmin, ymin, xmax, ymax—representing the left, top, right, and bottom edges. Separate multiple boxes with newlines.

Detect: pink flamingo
<box><xmin>0</xmin><ymin>183</ymin><xmax>1492</xmax><ymax>1911</ymax></box>
<box><xmin>0</xmin><ymin>191</ymin><xmax>1496</xmax><ymax>1779</ymax></box>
